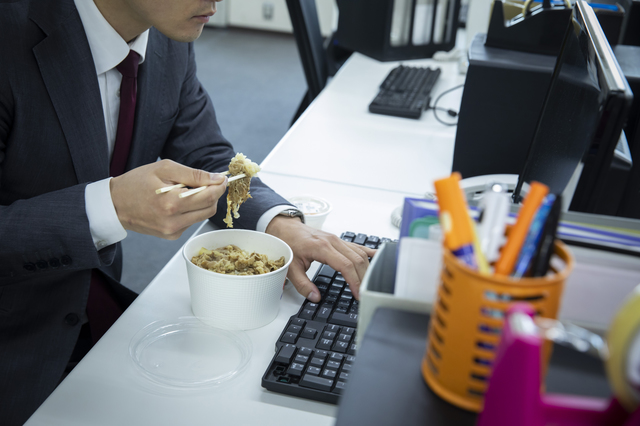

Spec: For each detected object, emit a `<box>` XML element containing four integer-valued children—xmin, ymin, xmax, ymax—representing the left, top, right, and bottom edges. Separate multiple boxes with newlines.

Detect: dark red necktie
<box><xmin>110</xmin><ymin>50</ymin><xmax>140</xmax><ymax>177</ymax></box>
<box><xmin>87</xmin><ymin>51</ymin><xmax>141</xmax><ymax>344</ymax></box>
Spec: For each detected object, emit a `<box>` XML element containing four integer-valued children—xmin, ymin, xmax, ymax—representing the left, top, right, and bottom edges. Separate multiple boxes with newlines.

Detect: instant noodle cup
<box><xmin>183</xmin><ymin>229</ymin><xmax>293</xmax><ymax>330</ymax></box>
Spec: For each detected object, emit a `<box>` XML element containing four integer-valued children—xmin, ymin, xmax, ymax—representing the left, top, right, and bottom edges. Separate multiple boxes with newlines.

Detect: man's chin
<box><xmin>157</xmin><ymin>24</ymin><xmax>204</xmax><ymax>43</ymax></box>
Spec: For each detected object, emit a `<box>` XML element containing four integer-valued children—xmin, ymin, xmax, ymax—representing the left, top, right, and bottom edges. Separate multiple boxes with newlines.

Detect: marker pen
<box><xmin>494</xmin><ymin>181</ymin><xmax>549</xmax><ymax>276</ymax></box>
<box><xmin>530</xmin><ymin>195</ymin><xmax>562</xmax><ymax>277</ymax></box>
<box><xmin>512</xmin><ymin>194</ymin><xmax>556</xmax><ymax>278</ymax></box>
<box><xmin>477</xmin><ymin>182</ymin><xmax>511</xmax><ymax>264</ymax></box>
<box><xmin>434</xmin><ymin>173</ymin><xmax>477</xmax><ymax>269</ymax></box>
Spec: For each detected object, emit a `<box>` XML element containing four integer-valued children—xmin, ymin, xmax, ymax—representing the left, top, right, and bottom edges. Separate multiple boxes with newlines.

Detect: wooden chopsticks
<box><xmin>155</xmin><ymin>171</ymin><xmax>248</xmax><ymax>198</ymax></box>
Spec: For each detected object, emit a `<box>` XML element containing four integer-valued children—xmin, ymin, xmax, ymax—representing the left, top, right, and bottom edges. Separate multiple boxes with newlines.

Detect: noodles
<box><xmin>224</xmin><ymin>153</ymin><xmax>261</xmax><ymax>228</ymax></box>
<box><xmin>191</xmin><ymin>245</ymin><xmax>285</xmax><ymax>275</ymax></box>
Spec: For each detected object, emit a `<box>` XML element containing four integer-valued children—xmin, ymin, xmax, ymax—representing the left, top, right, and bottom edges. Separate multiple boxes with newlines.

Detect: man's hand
<box><xmin>266</xmin><ymin>216</ymin><xmax>377</xmax><ymax>302</ymax></box>
<box><xmin>110</xmin><ymin>159</ymin><xmax>228</xmax><ymax>240</ymax></box>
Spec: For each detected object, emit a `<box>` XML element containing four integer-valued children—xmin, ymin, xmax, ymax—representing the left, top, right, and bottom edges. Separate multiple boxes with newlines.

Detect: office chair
<box><xmin>286</xmin><ymin>0</ymin><xmax>330</xmax><ymax>125</ymax></box>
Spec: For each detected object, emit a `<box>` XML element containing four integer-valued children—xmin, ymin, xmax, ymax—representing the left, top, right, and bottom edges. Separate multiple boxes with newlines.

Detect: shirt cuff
<box><xmin>85</xmin><ymin>178</ymin><xmax>128</xmax><ymax>250</ymax></box>
<box><xmin>256</xmin><ymin>205</ymin><xmax>297</xmax><ymax>233</ymax></box>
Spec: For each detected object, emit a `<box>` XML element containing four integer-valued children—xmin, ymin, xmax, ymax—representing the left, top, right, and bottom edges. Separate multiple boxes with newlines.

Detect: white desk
<box><xmin>25</xmin><ymin>176</ymin><xmax>416</xmax><ymax>426</ymax></box>
<box><xmin>262</xmin><ymin>52</ymin><xmax>466</xmax><ymax>196</ymax></box>
<box><xmin>26</xmin><ymin>50</ymin><xmax>462</xmax><ymax>424</ymax></box>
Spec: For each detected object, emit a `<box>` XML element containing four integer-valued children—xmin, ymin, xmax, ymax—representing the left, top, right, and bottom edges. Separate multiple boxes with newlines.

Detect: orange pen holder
<box><xmin>421</xmin><ymin>240</ymin><xmax>574</xmax><ymax>412</ymax></box>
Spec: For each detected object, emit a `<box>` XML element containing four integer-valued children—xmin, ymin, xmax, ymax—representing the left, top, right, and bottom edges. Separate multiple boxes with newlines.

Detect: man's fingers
<box><xmin>317</xmin><ymin>238</ymin><xmax>376</xmax><ymax>300</ymax></box>
<box><xmin>287</xmin><ymin>261</ymin><xmax>321</xmax><ymax>303</ymax></box>
<box><xmin>157</xmin><ymin>159</ymin><xmax>227</xmax><ymax>188</ymax></box>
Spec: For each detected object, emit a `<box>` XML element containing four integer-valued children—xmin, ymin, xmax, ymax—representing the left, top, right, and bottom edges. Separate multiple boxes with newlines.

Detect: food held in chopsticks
<box><xmin>223</xmin><ymin>153</ymin><xmax>261</xmax><ymax>228</ymax></box>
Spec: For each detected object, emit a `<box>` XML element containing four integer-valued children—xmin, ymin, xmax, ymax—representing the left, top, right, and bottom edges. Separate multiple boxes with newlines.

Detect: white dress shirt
<box><xmin>75</xmin><ymin>0</ymin><xmax>290</xmax><ymax>251</ymax></box>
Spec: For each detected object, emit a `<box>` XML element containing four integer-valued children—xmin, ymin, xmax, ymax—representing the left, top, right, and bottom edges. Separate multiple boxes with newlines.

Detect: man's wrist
<box><xmin>277</xmin><ymin>208</ymin><xmax>305</xmax><ymax>223</ymax></box>
<box><xmin>266</xmin><ymin>213</ymin><xmax>304</xmax><ymax>235</ymax></box>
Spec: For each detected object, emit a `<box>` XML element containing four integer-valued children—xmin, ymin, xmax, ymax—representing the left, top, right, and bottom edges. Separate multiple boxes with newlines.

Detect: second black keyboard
<box><xmin>261</xmin><ymin>232</ymin><xmax>394</xmax><ymax>404</ymax></box>
<box><xmin>369</xmin><ymin>65</ymin><xmax>441</xmax><ymax>119</ymax></box>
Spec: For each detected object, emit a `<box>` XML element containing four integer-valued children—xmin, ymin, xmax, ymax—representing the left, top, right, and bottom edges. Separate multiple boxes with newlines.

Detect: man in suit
<box><xmin>0</xmin><ymin>0</ymin><xmax>375</xmax><ymax>424</ymax></box>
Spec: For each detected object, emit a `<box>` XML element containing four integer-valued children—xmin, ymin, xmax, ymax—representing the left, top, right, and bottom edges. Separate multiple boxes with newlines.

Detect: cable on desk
<box><xmin>429</xmin><ymin>84</ymin><xmax>465</xmax><ymax>126</ymax></box>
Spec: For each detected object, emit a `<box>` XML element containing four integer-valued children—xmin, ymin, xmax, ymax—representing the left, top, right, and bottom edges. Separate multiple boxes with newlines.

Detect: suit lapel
<box><xmin>127</xmin><ymin>29</ymin><xmax>170</xmax><ymax>170</ymax></box>
<box><xmin>31</xmin><ymin>3</ymin><xmax>109</xmax><ymax>184</ymax></box>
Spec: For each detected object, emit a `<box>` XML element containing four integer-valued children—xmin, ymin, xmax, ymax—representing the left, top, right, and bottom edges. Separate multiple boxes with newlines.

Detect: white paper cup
<box><xmin>183</xmin><ymin>230</ymin><xmax>293</xmax><ymax>330</ymax></box>
<box><xmin>288</xmin><ymin>195</ymin><xmax>332</xmax><ymax>230</ymax></box>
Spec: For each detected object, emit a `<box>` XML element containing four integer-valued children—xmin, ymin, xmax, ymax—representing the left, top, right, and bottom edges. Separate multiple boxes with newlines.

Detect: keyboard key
<box><xmin>331</xmin><ymin>312</ymin><xmax>358</xmax><ymax>327</ymax></box>
<box><xmin>286</xmin><ymin>325</ymin><xmax>302</xmax><ymax>334</ymax></box>
<box><xmin>329</xmin><ymin>353</ymin><xmax>344</xmax><ymax>362</ymax></box>
<box><xmin>337</xmin><ymin>300</ymin><xmax>351</xmax><ymax>309</ymax></box>
<box><xmin>326</xmin><ymin>360</ymin><xmax>341</xmax><ymax>370</ymax></box>
<box><xmin>295</xmin><ymin>354</ymin><xmax>309</xmax><ymax>364</ymax></box>
<box><xmin>341</xmin><ymin>232</ymin><xmax>356</xmax><ymax>242</ymax></box>
<box><xmin>300</xmin><ymin>374</ymin><xmax>333</xmax><ymax>392</ymax></box>
<box><xmin>307</xmin><ymin>366</ymin><xmax>321</xmax><ymax>375</ymax></box>
<box><xmin>316</xmin><ymin>339</ymin><xmax>333</xmax><ymax>350</ymax></box>
<box><xmin>275</xmin><ymin>344</ymin><xmax>296</xmax><ymax>364</ymax></box>
<box><xmin>298</xmin><ymin>347</ymin><xmax>313</xmax><ymax>357</ymax></box>
<box><xmin>338</xmin><ymin>333</ymin><xmax>351</xmax><ymax>342</ymax></box>
<box><xmin>310</xmin><ymin>357</ymin><xmax>324</xmax><ymax>368</ymax></box>
<box><xmin>314</xmin><ymin>276</ymin><xmax>332</xmax><ymax>286</ymax></box>
<box><xmin>281</xmin><ymin>332</ymin><xmax>297</xmax><ymax>344</ymax></box>
<box><xmin>340</xmin><ymin>293</ymin><xmax>353</xmax><ymax>302</ymax></box>
<box><xmin>300</xmin><ymin>309</ymin><xmax>315</xmax><ymax>320</ymax></box>
<box><xmin>339</xmin><ymin>372</ymin><xmax>349</xmax><ymax>381</ymax></box>
<box><xmin>318</xmin><ymin>264</ymin><xmax>336</xmax><ymax>278</ymax></box>
<box><xmin>323</xmin><ymin>369</ymin><xmax>337</xmax><ymax>379</ymax></box>
<box><xmin>287</xmin><ymin>363</ymin><xmax>305</xmax><ymax>376</ymax></box>
<box><xmin>353</xmin><ymin>234</ymin><xmax>367</xmax><ymax>245</ymax></box>
<box><xmin>316</xmin><ymin>306</ymin><xmax>332</xmax><ymax>322</ymax></box>
<box><xmin>333</xmin><ymin>381</ymin><xmax>347</xmax><ymax>394</ymax></box>
<box><xmin>367</xmin><ymin>236</ymin><xmax>380</xmax><ymax>245</ymax></box>
<box><xmin>325</xmin><ymin>325</ymin><xmax>340</xmax><ymax>333</ymax></box>
<box><xmin>332</xmin><ymin>341</ymin><xmax>349</xmax><ymax>353</ymax></box>
<box><xmin>348</xmin><ymin>343</ymin><xmax>357</xmax><ymax>355</ymax></box>
<box><xmin>301</xmin><ymin>327</ymin><xmax>317</xmax><ymax>339</ymax></box>
<box><xmin>322</xmin><ymin>331</ymin><xmax>336</xmax><ymax>340</ymax></box>
<box><xmin>291</xmin><ymin>318</ymin><xmax>306</xmax><ymax>327</ymax></box>
<box><xmin>315</xmin><ymin>350</ymin><xmax>329</xmax><ymax>359</ymax></box>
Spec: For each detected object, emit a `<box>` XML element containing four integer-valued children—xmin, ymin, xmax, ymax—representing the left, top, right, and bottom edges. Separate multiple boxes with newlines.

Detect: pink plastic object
<box><xmin>476</xmin><ymin>303</ymin><xmax>639</xmax><ymax>426</ymax></box>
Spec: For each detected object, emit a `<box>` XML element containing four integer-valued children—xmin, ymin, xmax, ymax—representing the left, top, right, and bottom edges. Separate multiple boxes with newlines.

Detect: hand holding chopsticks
<box><xmin>155</xmin><ymin>172</ymin><xmax>247</xmax><ymax>198</ymax></box>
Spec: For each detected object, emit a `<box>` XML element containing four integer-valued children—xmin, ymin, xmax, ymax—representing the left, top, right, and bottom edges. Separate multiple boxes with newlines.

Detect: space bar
<box><xmin>330</xmin><ymin>312</ymin><xmax>358</xmax><ymax>327</ymax></box>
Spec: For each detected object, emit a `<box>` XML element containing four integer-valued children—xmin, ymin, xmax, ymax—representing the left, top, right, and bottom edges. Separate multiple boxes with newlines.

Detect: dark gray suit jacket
<box><xmin>0</xmin><ymin>0</ymin><xmax>290</xmax><ymax>424</ymax></box>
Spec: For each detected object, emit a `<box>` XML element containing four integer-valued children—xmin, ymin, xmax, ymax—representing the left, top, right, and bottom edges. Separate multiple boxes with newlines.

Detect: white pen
<box><xmin>477</xmin><ymin>182</ymin><xmax>511</xmax><ymax>264</ymax></box>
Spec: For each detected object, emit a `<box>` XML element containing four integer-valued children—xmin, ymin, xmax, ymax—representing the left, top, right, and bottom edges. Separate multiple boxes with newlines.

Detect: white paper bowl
<box><xmin>183</xmin><ymin>230</ymin><xmax>293</xmax><ymax>330</ymax></box>
<box><xmin>288</xmin><ymin>195</ymin><xmax>332</xmax><ymax>230</ymax></box>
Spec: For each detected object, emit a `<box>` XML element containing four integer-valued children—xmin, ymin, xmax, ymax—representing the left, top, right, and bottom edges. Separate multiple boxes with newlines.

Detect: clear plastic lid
<box><xmin>129</xmin><ymin>317</ymin><xmax>252</xmax><ymax>389</ymax></box>
<box><xmin>288</xmin><ymin>195</ymin><xmax>331</xmax><ymax>215</ymax></box>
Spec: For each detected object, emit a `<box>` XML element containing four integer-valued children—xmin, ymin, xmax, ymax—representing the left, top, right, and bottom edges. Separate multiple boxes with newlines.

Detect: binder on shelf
<box><xmin>334</xmin><ymin>0</ymin><xmax>462</xmax><ymax>62</ymax></box>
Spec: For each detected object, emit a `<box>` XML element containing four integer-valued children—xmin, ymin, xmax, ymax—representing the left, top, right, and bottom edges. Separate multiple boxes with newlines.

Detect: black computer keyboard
<box><xmin>369</xmin><ymin>65</ymin><xmax>442</xmax><ymax>119</ymax></box>
<box><xmin>261</xmin><ymin>231</ymin><xmax>394</xmax><ymax>404</ymax></box>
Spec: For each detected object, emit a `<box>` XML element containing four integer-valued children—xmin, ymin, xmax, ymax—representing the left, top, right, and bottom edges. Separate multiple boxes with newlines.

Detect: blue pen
<box><xmin>512</xmin><ymin>194</ymin><xmax>556</xmax><ymax>278</ymax></box>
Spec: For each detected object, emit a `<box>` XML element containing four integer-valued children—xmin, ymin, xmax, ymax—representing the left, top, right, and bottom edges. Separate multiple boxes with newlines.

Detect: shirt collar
<box><xmin>74</xmin><ymin>0</ymin><xmax>149</xmax><ymax>76</ymax></box>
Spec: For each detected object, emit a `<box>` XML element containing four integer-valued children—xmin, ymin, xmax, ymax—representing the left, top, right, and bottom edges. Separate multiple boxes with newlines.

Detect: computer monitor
<box><xmin>513</xmin><ymin>0</ymin><xmax>633</xmax><ymax>211</ymax></box>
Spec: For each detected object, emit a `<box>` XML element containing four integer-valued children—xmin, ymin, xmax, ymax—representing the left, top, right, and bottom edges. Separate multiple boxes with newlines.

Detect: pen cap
<box><xmin>434</xmin><ymin>173</ymin><xmax>475</xmax><ymax>251</ymax></box>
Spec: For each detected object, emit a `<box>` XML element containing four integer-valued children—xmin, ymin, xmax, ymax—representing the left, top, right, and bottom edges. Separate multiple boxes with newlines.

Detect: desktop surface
<box><xmin>260</xmin><ymin>52</ymin><xmax>466</xmax><ymax>196</ymax></box>
<box><xmin>334</xmin><ymin>308</ymin><xmax>611</xmax><ymax>426</ymax></box>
